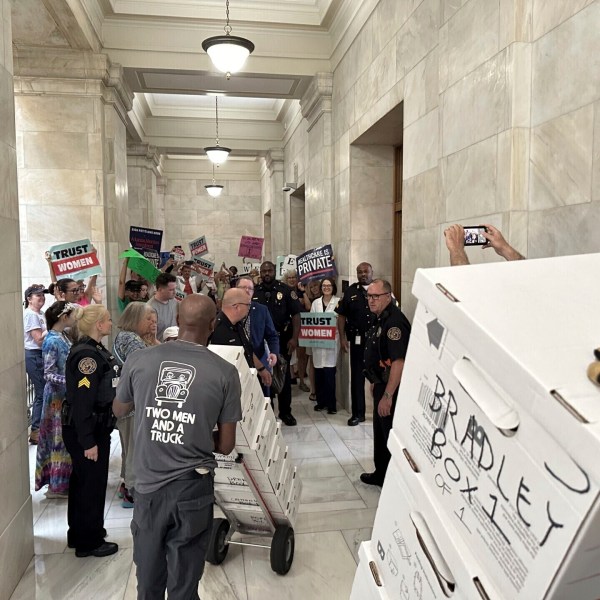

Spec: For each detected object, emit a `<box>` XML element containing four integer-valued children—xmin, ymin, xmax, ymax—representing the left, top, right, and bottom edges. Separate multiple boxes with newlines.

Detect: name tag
<box><xmin>112</xmin><ymin>377</ymin><xmax>120</xmax><ymax>388</ymax></box>
<box><xmin>355</xmin><ymin>335</ymin><xmax>361</xmax><ymax>345</ymax></box>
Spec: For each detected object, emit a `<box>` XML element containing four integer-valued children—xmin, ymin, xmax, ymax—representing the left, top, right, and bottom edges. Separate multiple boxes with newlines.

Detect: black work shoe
<box><xmin>68</xmin><ymin>528</ymin><xmax>107</xmax><ymax>549</ymax></box>
<box><xmin>75</xmin><ymin>542</ymin><xmax>118</xmax><ymax>558</ymax></box>
<box><xmin>348</xmin><ymin>417</ymin><xmax>360</xmax><ymax>426</ymax></box>
<box><xmin>360</xmin><ymin>472</ymin><xmax>384</xmax><ymax>487</ymax></box>
<box><xmin>313</xmin><ymin>405</ymin><xmax>325</xmax><ymax>412</ymax></box>
<box><xmin>280</xmin><ymin>414</ymin><xmax>297</xmax><ymax>426</ymax></box>
<box><xmin>327</xmin><ymin>409</ymin><xmax>337</xmax><ymax>415</ymax></box>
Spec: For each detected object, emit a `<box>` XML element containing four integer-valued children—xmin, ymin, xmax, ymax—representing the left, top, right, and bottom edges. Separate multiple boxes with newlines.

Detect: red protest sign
<box><xmin>238</xmin><ymin>236</ymin><xmax>264</xmax><ymax>260</ymax></box>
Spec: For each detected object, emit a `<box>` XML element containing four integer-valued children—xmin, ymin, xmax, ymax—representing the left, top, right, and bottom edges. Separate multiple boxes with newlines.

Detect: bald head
<box><xmin>222</xmin><ymin>288</ymin><xmax>251</xmax><ymax>324</ymax></box>
<box><xmin>177</xmin><ymin>294</ymin><xmax>216</xmax><ymax>344</ymax></box>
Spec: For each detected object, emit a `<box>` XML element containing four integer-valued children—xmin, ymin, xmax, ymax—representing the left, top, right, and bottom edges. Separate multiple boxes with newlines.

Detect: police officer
<box><xmin>63</xmin><ymin>305</ymin><xmax>119</xmax><ymax>557</ymax></box>
<box><xmin>335</xmin><ymin>262</ymin><xmax>375</xmax><ymax>426</ymax></box>
<box><xmin>253</xmin><ymin>261</ymin><xmax>302</xmax><ymax>426</ymax></box>
<box><xmin>360</xmin><ymin>279</ymin><xmax>411</xmax><ymax>486</ymax></box>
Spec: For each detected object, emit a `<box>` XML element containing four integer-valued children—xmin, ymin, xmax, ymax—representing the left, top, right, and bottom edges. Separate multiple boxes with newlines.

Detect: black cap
<box><xmin>24</xmin><ymin>285</ymin><xmax>49</xmax><ymax>300</ymax></box>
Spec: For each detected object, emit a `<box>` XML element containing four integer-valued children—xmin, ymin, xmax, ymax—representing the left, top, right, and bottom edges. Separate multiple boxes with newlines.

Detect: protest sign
<box><xmin>276</xmin><ymin>254</ymin><xmax>297</xmax><ymax>278</ymax></box>
<box><xmin>119</xmin><ymin>248</ymin><xmax>161</xmax><ymax>284</ymax></box>
<box><xmin>242</xmin><ymin>262</ymin><xmax>261</xmax><ymax>274</ymax></box>
<box><xmin>238</xmin><ymin>235</ymin><xmax>264</xmax><ymax>260</ymax></box>
<box><xmin>189</xmin><ymin>235</ymin><xmax>209</xmax><ymax>258</ymax></box>
<box><xmin>129</xmin><ymin>226</ymin><xmax>163</xmax><ymax>267</ymax></box>
<box><xmin>49</xmin><ymin>239</ymin><xmax>102</xmax><ymax>280</ymax></box>
<box><xmin>171</xmin><ymin>246</ymin><xmax>186</xmax><ymax>261</ymax></box>
<box><xmin>296</xmin><ymin>244</ymin><xmax>336</xmax><ymax>283</ymax></box>
<box><xmin>299</xmin><ymin>312</ymin><xmax>337</xmax><ymax>349</ymax></box>
<box><xmin>192</xmin><ymin>256</ymin><xmax>215</xmax><ymax>280</ymax></box>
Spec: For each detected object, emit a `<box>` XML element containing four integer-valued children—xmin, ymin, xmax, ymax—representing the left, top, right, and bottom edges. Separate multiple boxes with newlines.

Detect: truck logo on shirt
<box><xmin>155</xmin><ymin>361</ymin><xmax>196</xmax><ymax>408</ymax></box>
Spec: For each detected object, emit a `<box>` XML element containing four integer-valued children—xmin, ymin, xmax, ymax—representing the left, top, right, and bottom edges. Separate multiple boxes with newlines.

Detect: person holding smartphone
<box><xmin>444</xmin><ymin>224</ymin><xmax>525</xmax><ymax>266</ymax></box>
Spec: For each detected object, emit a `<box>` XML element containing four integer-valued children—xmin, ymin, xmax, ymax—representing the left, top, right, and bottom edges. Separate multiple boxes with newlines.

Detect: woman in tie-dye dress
<box><xmin>35</xmin><ymin>301</ymin><xmax>81</xmax><ymax>498</ymax></box>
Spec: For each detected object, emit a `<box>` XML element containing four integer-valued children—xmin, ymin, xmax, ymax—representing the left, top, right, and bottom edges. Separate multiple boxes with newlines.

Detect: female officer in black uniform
<box><xmin>63</xmin><ymin>304</ymin><xmax>119</xmax><ymax>557</ymax></box>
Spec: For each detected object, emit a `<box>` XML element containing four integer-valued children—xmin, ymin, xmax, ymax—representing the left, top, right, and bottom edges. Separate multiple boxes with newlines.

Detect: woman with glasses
<box><xmin>311</xmin><ymin>278</ymin><xmax>341</xmax><ymax>414</ymax></box>
<box><xmin>49</xmin><ymin>278</ymin><xmax>83</xmax><ymax>304</ymax></box>
<box><xmin>112</xmin><ymin>302</ymin><xmax>160</xmax><ymax>508</ymax></box>
<box><xmin>35</xmin><ymin>301</ymin><xmax>81</xmax><ymax>498</ymax></box>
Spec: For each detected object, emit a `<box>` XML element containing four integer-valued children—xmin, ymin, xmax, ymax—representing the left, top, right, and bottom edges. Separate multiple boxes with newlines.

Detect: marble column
<box><xmin>14</xmin><ymin>47</ymin><xmax>133</xmax><ymax>319</ymax></box>
<box><xmin>126</xmin><ymin>143</ymin><xmax>164</xmax><ymax>230</ymax></box>
<box><xmin>300</xmin><ymin>73</ymin><xmax>334</xmax><ymax>250</ymax></box>
<box><xmin>0</xmin><ymin>2</ymin><xmax>35</xmax><ymax>599</ymax></box>
<box><xmin>264</xmin><ymin>148</ymin><xmax>287</xmax><ymax>260</ymax></box>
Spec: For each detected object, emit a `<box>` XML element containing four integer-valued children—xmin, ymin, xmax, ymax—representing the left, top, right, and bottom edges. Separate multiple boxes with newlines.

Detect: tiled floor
<box><xmin>11</xmin><ymin>389</ymin><xmax>380</xmax><ymax>599</ymax></box>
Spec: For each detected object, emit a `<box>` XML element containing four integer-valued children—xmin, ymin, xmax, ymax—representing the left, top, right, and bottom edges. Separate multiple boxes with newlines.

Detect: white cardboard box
<box><xmin>394</xmin><ymin>255</ymin><xmax>600</xmax><ymax>599</ymax></box>
<box><xmin>215</xmin><ymin>484</ymin><xmax>285</xmax><ymax>516</ymax></box>
<box><xmin>239</xmin><ymin>397</ymin><xmax>270</xmax><ymax>449</ymax></box>
<box><xmin>350</xmin><ymin>542</ymin><xmax>391</xmax><ymax>600</ymax></box>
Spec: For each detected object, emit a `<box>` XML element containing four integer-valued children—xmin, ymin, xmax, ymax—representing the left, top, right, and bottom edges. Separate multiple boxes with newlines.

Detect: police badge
<box><xmin>277</xmin><ymin>291</ymin><xmax>283</xmax><ymax>300</ymax></box>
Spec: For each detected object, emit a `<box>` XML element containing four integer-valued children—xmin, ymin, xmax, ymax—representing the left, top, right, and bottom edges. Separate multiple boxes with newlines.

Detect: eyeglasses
<box><xmin>367</xmin><ymin>292</ymin><xmax>391</xmax><ymax>301</ymax></box>
<box><xmin>66</xmin><ymin>288</ymin><xmax>80</xmax><ymax>294</ymax></box>
<box><xmin>234</xmin><ymin>302</ymin><xmax>251</xmax><ymax>307</ymax></box>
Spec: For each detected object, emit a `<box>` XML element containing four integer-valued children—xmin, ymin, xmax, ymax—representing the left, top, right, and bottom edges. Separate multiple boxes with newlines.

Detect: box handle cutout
<box><xmin>453</xmin><ymin>357</ymin><xmax>520</xmax><ymax>435</ymax></box>
<box><xmin>410</xmin><ymin>512</ymin><xmax>455</xmax><ymax>597</ymax></box>
<box><xmin>472</xmin><ymin>577</ymin><xmax>491</xmax><ymax>600</ymax></box>
<box><xmin>436</xmin><ymin>283</ymin><xmax>459</xmax><ymax>303</ymax></box>
<box><xmin>368</xmin><ymin>561</ymin><xmax>382</xmax><ymax>587</ymax></box>
<box><xmin>403</xmin><ymin>448</ymin><xmax>420</xmax><ymax>473</ymax></box>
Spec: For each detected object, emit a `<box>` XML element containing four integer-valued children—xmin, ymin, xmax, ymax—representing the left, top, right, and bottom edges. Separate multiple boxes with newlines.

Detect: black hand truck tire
<box><xmin>206</xmin><ymin>518</ymin><xmax>230</xmax><ymax>565</ymax></box>
<box><xmin>270</xmin><ymin>524</ymin><xmax>295</xmax><ymax>575</ymax></box>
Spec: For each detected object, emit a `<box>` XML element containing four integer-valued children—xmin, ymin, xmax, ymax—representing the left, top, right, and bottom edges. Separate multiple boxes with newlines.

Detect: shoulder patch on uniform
<box><xmin>78</xmin><ymin>377</ymin><xmax>91</xmax><ymax>388</ymax></box>
<box><xmin>387</xmin><ymin>327</ymin><xmax>402</xmax><ymax>341</ymax></box>
<box><xmin>78</xmin><ymin>357</ymin><xmax>97</xmax><ymax>374</ymax></box>
<box><xmin>291</xmin><ymin>291</ymin><xmax>298</xmax><ymax>300</ymax></box>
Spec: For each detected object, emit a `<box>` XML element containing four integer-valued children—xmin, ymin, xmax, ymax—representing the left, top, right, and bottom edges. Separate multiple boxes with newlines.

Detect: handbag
<box><xmin>270</xmin><ymin>354</ymin><xmax>288</xmax><ymax>395</ymax></box>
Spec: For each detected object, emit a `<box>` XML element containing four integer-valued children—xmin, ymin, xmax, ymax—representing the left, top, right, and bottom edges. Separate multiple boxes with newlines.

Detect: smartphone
<box><xmin>463</xmin><ymin>226</ymin><xmax>488</xmax><ymax>246</ymax></box>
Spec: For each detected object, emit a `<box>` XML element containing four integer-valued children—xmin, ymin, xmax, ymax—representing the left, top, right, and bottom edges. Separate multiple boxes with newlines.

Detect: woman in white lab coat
<box><xmin>311</xmin><ymin>278</ymin><xmax>341</xmax><ymax>414</ymax></box>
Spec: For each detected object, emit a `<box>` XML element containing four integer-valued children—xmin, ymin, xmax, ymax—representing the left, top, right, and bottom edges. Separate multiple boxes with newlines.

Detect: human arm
<box><xmin>213</xmin><ymin>422</ymin><xmax>237</xmax><ymax>455</ymax></box>
<box><xmin>45</xmin><ymin>251</ymin><xmax>57</xmax><ymax>283</ymax></box>
<box><xmin>482</xmin><ymin>224</ymin><xmax>525</xmax><ymax>261</ymax></box>
<box><xmin>118</xmin><ymin>258</ymin><xmax>129</xmax><ymax>300</ymax></box>
<box><xmin>378</xmin><ymin>358</ymin><xmax>405</xmax><ymax>417</ymax></box>
<box><xmin>444</xmin><ymin>225</ymin><xmax>469</xmax><ymax>266</ymax></box>
<box><xmin>253</xmin><ymin>354</ymin><xmax>272</xmax><ymax>386</ymax></box>
<box><xmin>84</xmin><ymin>274</ymin><xmax>99</xmax><ymax>303</ymax></box>
<box><xmin>30</xmin><ymin>328</ymin><xmax>45</xmax><ymax>347</ymax></box>
<box><xmin>337</xmin><ymin>315</ymin><xmax>349</xmax><ymax>353</ymax></box>
<box><xmin>113</xmin><ymin>357</ymin><xmax>135</xmax><ymax>418</ymax></box>
<box><xmin>43</xmin><ymin>340</ymin><xmax>66</xmax><ymax>385</ymax></box>
<box><xmin>263</xmin><ymin>309</ymin><xmax>280</xmax><ymax>361</ymax></box>
<box><xmin>287</xmin><ymin>313</ymin><xmax>300</xmax><ymax>354</ymax></box>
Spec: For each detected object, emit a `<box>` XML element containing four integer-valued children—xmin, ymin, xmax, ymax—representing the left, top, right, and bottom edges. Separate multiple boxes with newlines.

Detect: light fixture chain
<box><xmin>215</xmin><ymin>96</ymin><xmax>219</xmax><ymax>145</ymax></box>
<box><xmin>224</xmin><ymin>0</ymin><xmax>232</xmax><ymax>35</ymax></box>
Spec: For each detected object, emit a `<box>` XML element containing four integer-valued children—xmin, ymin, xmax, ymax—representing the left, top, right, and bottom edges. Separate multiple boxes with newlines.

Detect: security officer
<box><xmin>253</xmin><ymin>261</ymin><xmax>302</xmax><ymax>426</ymax></box>
<box><xmin>360</xmin><ymin>279</ymin><xmax>411</xmax><ymax>486</ymax></box>
<box><xmin>335</xmin><ymin>262</ymin><xmax>375</xmax><ymax>426</ymax></box>
<box><xmin>62</xmin><ymin>305</ymin><xmax>119</xmax><ymax>557</ymax></box>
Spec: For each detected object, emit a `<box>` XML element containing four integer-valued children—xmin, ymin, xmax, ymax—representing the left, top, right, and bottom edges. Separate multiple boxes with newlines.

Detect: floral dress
<box><xmin>35</xmin><ymin>330</ymin><xmax>72</xmax><ymax>494</ymax></box>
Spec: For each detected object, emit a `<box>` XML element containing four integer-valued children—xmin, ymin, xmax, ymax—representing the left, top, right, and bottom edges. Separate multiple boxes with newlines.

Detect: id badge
<box><xmin>112</xmin><ymin>377</ymin><xmax>120</xmax><ymax>388</ymax></box>
<box><xmin>355</xmin><ymin>335</ymin><xmax>361</xmax><ymax>345</ymax></box>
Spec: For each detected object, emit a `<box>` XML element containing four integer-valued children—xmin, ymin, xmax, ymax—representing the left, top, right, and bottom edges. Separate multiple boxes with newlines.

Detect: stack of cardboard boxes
<box><xmin>209</xmin><ymin>345</ymin><xmax>302</xmax><ymax>532</ymax></box>
<box><xmin>351</xmin><ymin>254</ymin><xmax>600</xmax><ymax>599</ymax></box>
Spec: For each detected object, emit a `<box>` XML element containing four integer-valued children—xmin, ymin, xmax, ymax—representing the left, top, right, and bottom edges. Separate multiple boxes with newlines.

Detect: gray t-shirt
<box><xmin>147</xmin><ymin>297</ymin><xmax>178</xmax><ymax>340</ymax></box>
<box><xmin>116</xmin><ymin>340</ymin><xmax>242</xmax><ymax>493</ymax></box>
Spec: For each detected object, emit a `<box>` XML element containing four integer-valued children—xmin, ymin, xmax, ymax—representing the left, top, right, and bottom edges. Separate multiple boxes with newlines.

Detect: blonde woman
<box><xmin>112</xmin><ymin>302</ymin><xmax>159</xmax><ymax>507</ymax></box>
<box><xmin>63</xmin><ymin>305</ymin><xmax>119</xmax><ymax>558</ymax></box>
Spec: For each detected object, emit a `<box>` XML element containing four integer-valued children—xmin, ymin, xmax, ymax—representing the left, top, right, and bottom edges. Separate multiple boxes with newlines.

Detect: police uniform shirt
<box><xmin>210</xmin><ymin>311</ymin><xmax>254</xmax><ymax>369</ymax></box>
<box><xmin>364</xmin><ymin>303</ymin><xmax>411</xmax><ymax>373</ymax></box>
<box><xmin>252</xmin><ymin>281</ymin><xmax>302</xmax><ymax>333</ymax></box>
<box><xmin>65</xmin><ymin>337</ymin><xmax>119</xmax><ymax>449</ymax></box>
<box><xmin>335</xmin><ymin>282</ymin><xmax>374</xmax><ymax>338</ymax></box>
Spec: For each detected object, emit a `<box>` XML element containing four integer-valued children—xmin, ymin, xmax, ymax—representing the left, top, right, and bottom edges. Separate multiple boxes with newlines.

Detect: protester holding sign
<box><xmin>310</xmin><ymin>279</ymin><xmax>340</xmax><ymax>415</ymax></box>
<box><xmin>296</xmin><ymin>244</ymin><xmax>337</xmax><ymax>284</ymax></box>
<box><xmin>176</xmin><ymin>261</ymin><xmax>205</xmax><ymax>297</ymax></box>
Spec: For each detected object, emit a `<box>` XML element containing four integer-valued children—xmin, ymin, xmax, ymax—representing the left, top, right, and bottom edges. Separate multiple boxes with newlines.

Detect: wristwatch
<box><xmin>383</xmin><ymin>391</ymin><xmax>392</xmax><ymax>400</ymax></box>
<box><xmin>257</xmin><ymin>366</ymin><xmax>266</xmax><ymax>372</ymax></box>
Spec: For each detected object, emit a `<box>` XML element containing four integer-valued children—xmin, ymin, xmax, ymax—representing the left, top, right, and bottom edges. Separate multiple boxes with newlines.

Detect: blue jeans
<box><xmin>25</xmin><ymin>349</ymin><xmax>45</xmax><ymax>431</ymax></box>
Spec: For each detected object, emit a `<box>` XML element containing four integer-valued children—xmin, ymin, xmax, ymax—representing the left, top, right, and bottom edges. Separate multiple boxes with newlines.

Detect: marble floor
<box><xmin>11</xmin><ymin>388</ymin><xmax>380</xmax><ymax>599</ymax></box>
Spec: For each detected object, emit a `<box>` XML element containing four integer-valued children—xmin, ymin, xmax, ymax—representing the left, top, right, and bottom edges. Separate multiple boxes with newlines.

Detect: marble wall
<box><xmin>14</xmin><ymin>48</ymin><xmax>133</xmax><ymax>322</ymax></box>
<box><xmin>284</xmin><ymin>0</ymin><xmax>600</xmax><ymax>320</ymax></box>
<box><xmin>162</xmin><ymin>172</ymin><xmax>263</xmax><ymax>270</ymax></box>
<box><xmin>0</xmin><ymin>2</ymin><xmax>34</xmax><ymax>598</ymax></box>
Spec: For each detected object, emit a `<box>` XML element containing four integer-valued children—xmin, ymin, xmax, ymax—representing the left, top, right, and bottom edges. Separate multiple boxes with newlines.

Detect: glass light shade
<box><xmin>204</xmin><ymin>146</ymin><xmax>231</xmax><ymax>164</ymax></box>
<box><xmin>202</xmin><ymin>35</ymin><xmax>255</xmax><ymax>74</ymax></box>
<box><xmin>205</xmin><ymin>183</ymin><xmax>224</xmax><ymax>198</ymax></box>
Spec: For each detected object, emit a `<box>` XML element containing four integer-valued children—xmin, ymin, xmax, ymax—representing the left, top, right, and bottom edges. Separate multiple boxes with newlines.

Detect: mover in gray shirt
<box><xmin>114</xmin><ymin>294</ymin><xmax>241</xmax><ymax>599</ymax></box>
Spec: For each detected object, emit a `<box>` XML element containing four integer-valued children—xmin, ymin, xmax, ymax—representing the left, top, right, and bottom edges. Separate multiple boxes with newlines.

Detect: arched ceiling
<box><xmin>12</xmin><ymin>0</ymin><xmax>376</xmax><ymax>159</ymax></box>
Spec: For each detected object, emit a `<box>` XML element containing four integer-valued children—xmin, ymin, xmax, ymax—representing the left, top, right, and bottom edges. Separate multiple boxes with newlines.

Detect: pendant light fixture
<box><xmin>205</xmin><ymin>164</ymin><xmax>224</xmax><ymax>198</ymax></box>
<box><xmin>202</xmin><ymin>0</ymin><xmax>255</xmax><ymax>79</ymax></box>
<box><xmin>204</xmin><ymin>96</ymin><xmax>231</xmax><ymax>165</ymax></box>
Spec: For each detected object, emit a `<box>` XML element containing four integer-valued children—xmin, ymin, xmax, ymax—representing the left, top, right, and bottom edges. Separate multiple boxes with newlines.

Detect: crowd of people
<box><xmin>22</xmin><ymin>224</ymin><xmax>523</xmax><ymax>594</ymax></box>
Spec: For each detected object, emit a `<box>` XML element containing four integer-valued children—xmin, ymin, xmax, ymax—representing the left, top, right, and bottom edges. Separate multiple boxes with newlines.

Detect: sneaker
<box><xmin>121</xmin><ymin>492</ymin><xmax>134</xmax><ymax>508</ymax></box>
<box><xmin>75</xmin><ymin>542</ymin><xmax>118</xmax><ymax>558</ymax></box>
<box><xmin>29</xmin><ymin>430</ymin><xmax>39</xmax><ymax>445</ymax></box>
<box><xmin>117</xmin><ymin>482</ymin><xmax>126</xmax><ymax>499</ymax></box>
